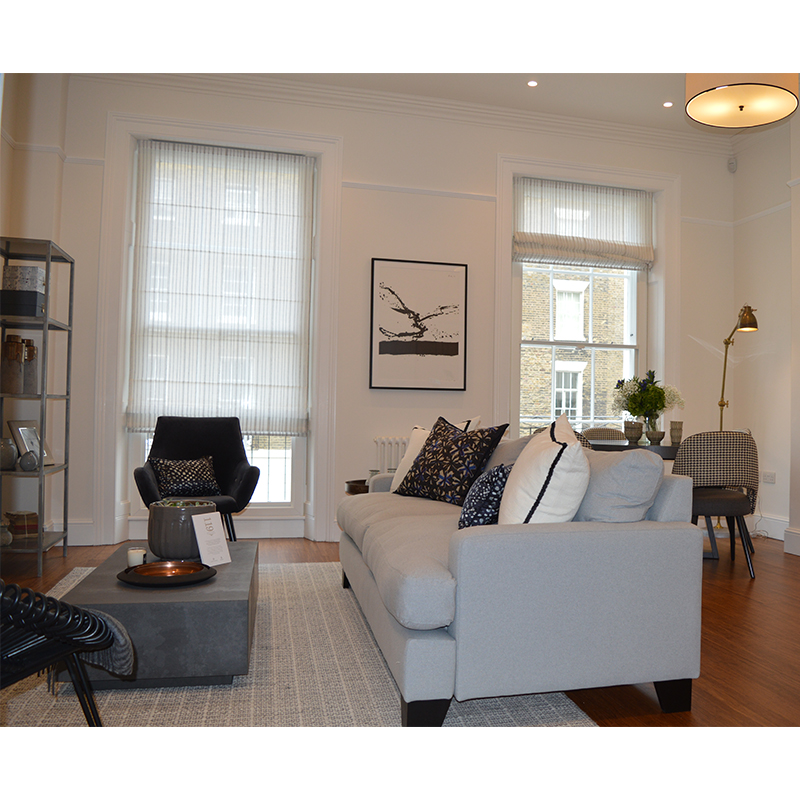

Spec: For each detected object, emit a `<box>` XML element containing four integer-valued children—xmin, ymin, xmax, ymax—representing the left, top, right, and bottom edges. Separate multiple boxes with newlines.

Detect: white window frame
<box><xmin>553</xmin><ymin>279</ymin><xmax>589</xmax><ymax>341</ymax></box>
<box><xmin>554</xmin><ymin>360</ymin><xmax>587</xmax><ymax>420</ymax></box>
<box><xmin>494</xmin><ymin>155</ymin><xmax>680</xmax><ymax>439</ymax></box>
<box><xmin>97</xmin><ymin>114</ymin><xmax>343</xmax><ymax>544</ymax></box>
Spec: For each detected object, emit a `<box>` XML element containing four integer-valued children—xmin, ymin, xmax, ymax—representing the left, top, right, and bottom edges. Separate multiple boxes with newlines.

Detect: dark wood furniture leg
<box><xmin>401</xmin><ymin>697</ymin><xmax>452</xmax><ymax>727</ymax></box>
<box><xmin>654</xmin><ymin>678</ymin><xmax>692</xmax><ymax>712</ymax></box>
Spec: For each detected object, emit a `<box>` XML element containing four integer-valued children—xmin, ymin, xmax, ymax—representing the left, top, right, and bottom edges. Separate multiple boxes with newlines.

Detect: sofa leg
<box><xmin>342</xmin><ymin>570</ymin><xmax>350</xmax><ymax>589</ymax></box>
<box><xmin>654</xmin><ymin>679</ymin><xmax>692</xmax><ymax>713</ymax></box>
<box><xmin>401</xmin><ymin>697</ymin><xmax>452</xmax><ymax>727</ymax></box>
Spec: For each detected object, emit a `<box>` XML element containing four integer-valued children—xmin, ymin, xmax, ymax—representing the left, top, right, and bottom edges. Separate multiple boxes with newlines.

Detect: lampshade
<box><xmin>737</xmin><ymin>305</ymin><xmax>758</xmax><ymax>332</ymax></box>
<box><xmin>685</xmin><ymin>74</ymin><xmax>799</xmax><ymax>128</ymax></box>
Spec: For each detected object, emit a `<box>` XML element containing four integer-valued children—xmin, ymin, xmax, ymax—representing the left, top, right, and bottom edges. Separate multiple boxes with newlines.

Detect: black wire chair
<box><xmin>1</xmin><ymin>579</ymin><xmax>126</xmax><ymax>726</ymax></box>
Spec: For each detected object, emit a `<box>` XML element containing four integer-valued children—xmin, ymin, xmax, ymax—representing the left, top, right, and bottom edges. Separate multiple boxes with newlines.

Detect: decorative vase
<box><xmin>0</xmin><ymin>438</ymin><xmax>17</xmax><ymax>470</ymax></box>
<box><xmin>646</xmin><ymin>430</ymin><xmax>665</xmax><ymax>445</ymax></box>
<box><xmin>624</xmin><ymin>421</ymin><xmax>643</xmax><ymax>445</ymax></box>
<box><xmin>670</xmin><ymin>421</ymin><xmax>683</xmax><ymax>446</ymax></box>
<box><xmin>147</xmin><ymin>499</ymin><xmax>216</xmax><ymax>561</ymax></box>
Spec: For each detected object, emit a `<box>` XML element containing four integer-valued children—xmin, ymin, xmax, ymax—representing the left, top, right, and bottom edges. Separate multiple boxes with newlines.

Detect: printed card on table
<box><xmin>192</xmin><ymin>513</ymin><xmax>231</xmax><ymax>566</ymax></box>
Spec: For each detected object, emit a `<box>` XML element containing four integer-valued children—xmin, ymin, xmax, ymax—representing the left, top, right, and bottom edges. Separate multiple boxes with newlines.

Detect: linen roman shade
<box><xmin>126</xmin><ymin>140</ymin><xmax>315</xmax><ymax>436</ymax></box>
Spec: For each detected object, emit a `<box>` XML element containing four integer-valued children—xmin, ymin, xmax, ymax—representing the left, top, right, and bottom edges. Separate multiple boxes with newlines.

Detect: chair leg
<box><xmin>701</xmin><ymin>516</ymin><xmax>719</xmax><ymax>560</ymax></box>
<box><xmin>64</xmin><ymin>654</ymin><xmax>103</xmax><ymax>726</ymax></box>
<box><xmin>736</xmin><ymin>516</ymin><xmax>755</xmax><ymax>579</ymax></box>
<box><xmin>222</xmin><ymin>513</ymin><xmax>237</xmax><ymax>542</ymax></box>
<box><xmin>726</xmin><ymin>517</ymin><xmax>736</xmax><ymax>562</ymax></box>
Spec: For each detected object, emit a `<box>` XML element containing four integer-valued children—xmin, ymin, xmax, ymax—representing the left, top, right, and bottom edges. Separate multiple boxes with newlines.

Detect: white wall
<box><xmin>5</xmin><ymin>72</ymin><xmax>790</xmax><ymax>546</ymax></box>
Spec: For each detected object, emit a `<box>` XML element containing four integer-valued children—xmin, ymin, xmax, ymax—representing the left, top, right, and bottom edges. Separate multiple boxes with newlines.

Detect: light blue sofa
<box><xmin>336</xmin><ymin>438</ymin><xmax>704</xmax><ymax>726</ymax></box>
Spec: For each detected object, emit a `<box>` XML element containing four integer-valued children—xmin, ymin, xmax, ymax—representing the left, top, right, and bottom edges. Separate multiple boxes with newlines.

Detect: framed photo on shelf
<box><xmin>370</xmin><ymin>258</ymin><xmax>467</xmax><ymax>391</ymax></box>
<box><xmin>7</xmin><ymin>420</ymin><xmax>55</xmax><ymax>465</ymax></box>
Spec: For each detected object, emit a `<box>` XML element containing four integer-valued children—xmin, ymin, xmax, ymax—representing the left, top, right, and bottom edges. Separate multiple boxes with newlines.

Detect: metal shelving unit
<box><xmin>0</xmin><ymin>237</ymin><xmax>74</xmax><ymax>576</ymax></box>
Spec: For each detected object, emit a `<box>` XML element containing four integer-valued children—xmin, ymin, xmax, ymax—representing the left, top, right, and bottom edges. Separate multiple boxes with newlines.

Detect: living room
<box><xmin>3</xmin><ymin>59</ymin><xmax>800</xmax><ymax>759</ymax></box>
<box><xmin>2</xmin><ymin>70</ymin><xmax>798</xmax><ymax>557</ymax></box>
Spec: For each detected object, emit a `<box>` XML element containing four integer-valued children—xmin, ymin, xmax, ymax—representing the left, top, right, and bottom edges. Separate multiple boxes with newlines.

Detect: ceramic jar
<box><xmin>0</xmin><ymin>438</ymin><xmax>17</xmax><ymax>470</ymax></box>
<box><xmin>147</xmin><ymin>499</ymin><xmax>217</xmax><ymax>561</ymax></box>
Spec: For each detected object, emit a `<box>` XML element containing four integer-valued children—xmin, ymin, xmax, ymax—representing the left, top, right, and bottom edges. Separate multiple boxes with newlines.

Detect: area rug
<box><xmin>1</xmin><ymin>562</ymin><xmax>596</xmax><ymax>727</ymax></box>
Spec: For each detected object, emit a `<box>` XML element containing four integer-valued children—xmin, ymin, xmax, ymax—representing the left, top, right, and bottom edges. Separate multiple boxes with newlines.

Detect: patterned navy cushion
<box><xmin>150</xmin><ymin>456</ymin><xmax>221</xmax><ymax>498</ymax></box>
<box><xmin>395</xmin><ymin>417</ymin><xmax>509</xmax><ymax>506</ymax></box>
<box><xmin>458</xmin><ymin>464</ymin><xmax>512</xmax><ymax>528</ymax></box>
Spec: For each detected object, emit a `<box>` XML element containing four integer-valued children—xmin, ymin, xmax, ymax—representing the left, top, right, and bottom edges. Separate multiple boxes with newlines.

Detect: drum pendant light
<box><xmin>685</xmin><ymin>74</ymin><xmax>799</xmax><ymax>128</ymax></box>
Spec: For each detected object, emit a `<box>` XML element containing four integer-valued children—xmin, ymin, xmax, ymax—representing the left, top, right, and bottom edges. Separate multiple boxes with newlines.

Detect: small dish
<box><xmin>117</xmin><ymin>560</ymin><xmax>217</xmax><ymax>587</ymax></box>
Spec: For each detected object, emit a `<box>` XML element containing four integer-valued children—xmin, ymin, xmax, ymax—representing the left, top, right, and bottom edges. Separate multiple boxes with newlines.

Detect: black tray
<box><xmin>117</xmin><ymin>560</ymin><xmax>217</xmax><ymax>587</ymax></box>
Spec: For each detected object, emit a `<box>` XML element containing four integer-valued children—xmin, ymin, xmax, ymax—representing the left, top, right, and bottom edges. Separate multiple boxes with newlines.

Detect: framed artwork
<box><xmin>370</xmin><ymin>258</ymin><xmax>467</xmax><ymax>391</ymax></box>
<box><xmin>7</xmin><ymin>420</ymin><xmax>55</xmax><ymax>465</ymax></box>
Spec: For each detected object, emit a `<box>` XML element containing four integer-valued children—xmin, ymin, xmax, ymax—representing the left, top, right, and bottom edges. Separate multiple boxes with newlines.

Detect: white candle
<box><xmin>127</xmin><ymin>547</ymin><xmax>147</xmax><ymax>567</ymax></box>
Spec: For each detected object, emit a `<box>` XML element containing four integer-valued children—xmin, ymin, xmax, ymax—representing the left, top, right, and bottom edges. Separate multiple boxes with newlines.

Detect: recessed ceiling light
<box><xmin>663</xmin><ymin>101</ymin><xmax>674</xmax><ymax>108</ymax></box>
<box><xmin>527</xmin><ymin>80</ymin><xmax>538</xmax><ymax>87</ymax></box>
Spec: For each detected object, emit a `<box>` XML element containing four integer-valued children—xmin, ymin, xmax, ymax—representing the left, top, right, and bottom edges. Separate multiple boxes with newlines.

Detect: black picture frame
<box><xmin>370</xmin><ymin>258</ymin><xmax>467</xmax><ymax>391</ymax></box>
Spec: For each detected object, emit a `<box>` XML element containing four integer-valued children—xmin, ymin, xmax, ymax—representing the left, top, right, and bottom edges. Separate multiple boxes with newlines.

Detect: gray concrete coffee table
<box><xmin>60</xmin><ymin>541</ymin><xmax>258</xmax><ymax>689</ymax></box>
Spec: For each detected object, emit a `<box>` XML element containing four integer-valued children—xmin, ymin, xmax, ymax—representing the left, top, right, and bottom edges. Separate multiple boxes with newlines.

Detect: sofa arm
<box><xmin>447</xmin><ymin>520</ymin><xmax>703</xmax><ymax>702</ymax></box>
<box><xmin>369</xmin><ymin>472</ymin><xmax>395</xmax><ymax>493</ymax></box>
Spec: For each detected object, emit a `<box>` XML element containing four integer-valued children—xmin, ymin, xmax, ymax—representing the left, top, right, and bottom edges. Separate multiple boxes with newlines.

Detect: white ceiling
<box><xmin>268</xmin><ymin>73</ymin><xmax>797</xmax><ymax>137</ymax></box>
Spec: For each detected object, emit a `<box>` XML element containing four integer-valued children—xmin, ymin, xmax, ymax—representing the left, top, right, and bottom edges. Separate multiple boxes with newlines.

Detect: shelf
<box><xmin>1</xmin><ymin>463</ymin><xmax>67</xmax><ymax>477</ymax></box>
<box><xmin>0</xmin><ymin>393</ymin><xmax>69</xmax><ymax>401</ymax></box>
<box><xmin>0</xmin><ymin>238</ymin><xmax>73</xmax><ymax>263</ymax></box>
<box><xmin>0</xmin><ymin>528</ymin><xmax>68</xmax><ymax>554</ymax></box>
<box><xmin>1</xmin><ymin>236</ymin><xmax>73</xmax><ymax>576</ymax></box>
<box><xmin>0</xmin><ymin>315</ymin><xmax>71</xmax><ymax>331</ymax></box>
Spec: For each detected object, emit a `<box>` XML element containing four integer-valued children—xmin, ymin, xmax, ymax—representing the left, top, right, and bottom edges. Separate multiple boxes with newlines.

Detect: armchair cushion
<box><xmin>149</xmin><ymin>455</ymin><xmax>221</xmax><ymax>498</ymax></box>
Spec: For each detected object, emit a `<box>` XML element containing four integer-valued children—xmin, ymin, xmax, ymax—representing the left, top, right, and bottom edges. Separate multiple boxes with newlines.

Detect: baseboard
<box><xmin>784</xmin><ymin>528</ymin><xmax>800</xmax><ymax>557</ymax></box>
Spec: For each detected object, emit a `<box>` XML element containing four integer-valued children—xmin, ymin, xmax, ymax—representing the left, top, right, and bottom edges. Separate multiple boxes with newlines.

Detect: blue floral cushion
<box><xmin>395</xmin><ymin>417</ymin><xmax>509</xmax><ymax>506</ymax></box>
<box><xmin>458</xmin><ymin>464</ymin><xmax>512</xmax><ymax>528</ymax></box>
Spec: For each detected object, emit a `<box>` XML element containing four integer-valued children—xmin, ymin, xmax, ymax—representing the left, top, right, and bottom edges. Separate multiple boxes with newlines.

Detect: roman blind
<box><xmin>126</xmin><ymin>139</ymin><xmax>315</xmax><ymax>436</ymax></box>
<box><xmin>513</xmin><ymin>177</ymin><xmax>654</xmax><ymax>271</ymax></box>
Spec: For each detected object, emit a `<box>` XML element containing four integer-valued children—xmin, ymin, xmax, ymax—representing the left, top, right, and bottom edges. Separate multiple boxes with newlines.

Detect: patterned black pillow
<box><xmin>395</xmin><ymin>417</ymin><xmax>509</xmax><ymax>506</ymax></box>
<box><xmin>150</xmin><ymin>456</ymin><xmax>221</xmax><ymax>497</ymax></box>
<box><xmin>458</xmin><ymin>464</ymin><xmax>512</xmax><ymax>529</ymax></box>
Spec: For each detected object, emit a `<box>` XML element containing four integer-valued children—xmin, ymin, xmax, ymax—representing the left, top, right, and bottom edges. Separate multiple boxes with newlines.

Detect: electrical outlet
<box><xmin>762</xmin><ymin>471</ymin><xmax>776</xmax><ymax>484</ymax></box>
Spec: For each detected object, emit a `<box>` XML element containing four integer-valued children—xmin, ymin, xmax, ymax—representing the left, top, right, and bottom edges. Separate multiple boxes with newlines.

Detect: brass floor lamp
<box><xmin>718</xmin><ymin>305</ymin><xmax>758</xmax><ymax>431</ymax></box>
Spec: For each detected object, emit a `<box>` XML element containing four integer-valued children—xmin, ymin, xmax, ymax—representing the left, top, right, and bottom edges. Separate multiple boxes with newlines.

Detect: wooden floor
<box><xmin>3</xmin><ymin>533</ymin><xmax>799</xmax><ymax>727</ymax></box>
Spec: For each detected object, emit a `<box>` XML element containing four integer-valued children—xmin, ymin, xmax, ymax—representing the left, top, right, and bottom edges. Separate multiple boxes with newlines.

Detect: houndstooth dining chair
<box><xmin>581</xmin><ymin>426</ymin><xmax>626</xmax><ymax>441</ymax></box>
<box><xmin>672</xmin><ymin>430</ymin><xmax>758</xmax><ymax>579</ymax></box>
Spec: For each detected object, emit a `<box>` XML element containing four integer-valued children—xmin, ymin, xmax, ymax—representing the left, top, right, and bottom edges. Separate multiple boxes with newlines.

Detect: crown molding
<box><xmin>73</xmin><ymin>73</ymin><xmax>735</xmax><ymax>159</ymax></box>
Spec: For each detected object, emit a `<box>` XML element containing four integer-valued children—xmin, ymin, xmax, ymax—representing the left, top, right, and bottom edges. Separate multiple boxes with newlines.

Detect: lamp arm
<box><xmin>719</xmin><ymin>338</ymin><xmax>733</xmax><ymax>431</ymax></box>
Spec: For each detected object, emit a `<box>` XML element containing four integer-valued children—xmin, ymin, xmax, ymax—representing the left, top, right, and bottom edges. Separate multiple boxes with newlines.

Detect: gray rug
<box><xmin>0</xmin><ymin>562</ymin><xmax>596</xmax><ymax>727</ymax></box>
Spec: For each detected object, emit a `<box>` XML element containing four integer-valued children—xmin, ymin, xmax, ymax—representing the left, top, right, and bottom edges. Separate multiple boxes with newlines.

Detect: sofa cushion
<box><xmin>482</xmin><ymin>434</ymin><xmax>534</xmax><ymax>473</ymax></box>
<box><xmin>395</xmin><ymin>417</ymin><xmax>508</xmax><ymax>506</ymax></box>
<box><xmin>458</xmin><ymin>464</ymin><xmax>512</xmax><ymax>529</ymax></box>
<box><xmin>389</xmin><ymin>417</ymin><xmax>481</xmax><ymax>492</ymax></box>
<box><xmin>336</xmin><ymin>492</ymin><xmax>459</xmax><ymax>552</ymax></box>
<box><xmin>360</xmin><ymin>512</ymin><xmax>460</xmax><ymax>630</ymax></box>
<box><xmin>498</xmin><ymin>414</ymin><xmax>590</xmax><ymax>524</ymax></box>
<box><xmin>574</xmin><ymin>448</ymin><xmax>664</xmax><ymax>523</ymax></box>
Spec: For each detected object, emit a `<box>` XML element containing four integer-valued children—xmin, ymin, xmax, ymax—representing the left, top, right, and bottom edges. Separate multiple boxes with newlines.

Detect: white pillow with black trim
<box><xmin>498</xmin><ymin>414</ymin><xmax>590</xmax><ymax>525</ymax></box>
<box><xmin>389</xmin><ymin>416</ymin><xmax>481</xmax><ymax>493</ymax></box>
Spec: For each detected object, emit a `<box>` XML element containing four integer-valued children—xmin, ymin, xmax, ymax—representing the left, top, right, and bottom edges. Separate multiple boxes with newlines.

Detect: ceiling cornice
<box><xmin>74</xmin><ymin>72</ymin><xmax>734</xmax><ymax>158</ymax></box>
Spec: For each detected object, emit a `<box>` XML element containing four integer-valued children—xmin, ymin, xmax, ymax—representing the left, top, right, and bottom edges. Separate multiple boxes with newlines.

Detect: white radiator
<box><xmin>374</xmin><ymin>436</ymin><xmax>409</xmax><ymax>472</ymax></box>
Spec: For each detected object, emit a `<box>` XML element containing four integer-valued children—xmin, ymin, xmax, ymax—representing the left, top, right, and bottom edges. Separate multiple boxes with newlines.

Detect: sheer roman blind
<box><xmin>513</xmin><ymin>177</ymin><xmax>654</xmax><ymax>271</ymax></box>
<box><xmin>126</xmin><ymin>140</ymin><xmax>315</xmax><ymax>436</ymax></box>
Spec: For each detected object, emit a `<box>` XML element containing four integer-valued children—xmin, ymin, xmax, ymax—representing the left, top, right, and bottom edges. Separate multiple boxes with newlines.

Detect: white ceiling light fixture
<box><xmin>685</xmin><ymin>73</ymin><xmax>799</xmax><ymax>128</ymax></box>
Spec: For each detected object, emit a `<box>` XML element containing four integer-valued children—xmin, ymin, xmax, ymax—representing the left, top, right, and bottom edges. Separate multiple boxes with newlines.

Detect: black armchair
<box><xmin>134</xmin><ymin>416</ymin><xmax>260</xmax><ymax>541</ymax></box>
<box><xmin>1</xmin><ymin>579</ymin><xmax>133</xmax><ymax>726</ymax></box>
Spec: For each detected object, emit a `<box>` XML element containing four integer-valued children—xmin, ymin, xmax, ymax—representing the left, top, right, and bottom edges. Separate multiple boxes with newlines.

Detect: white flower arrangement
<box><xmin>612</xmin><ymin>370</ymin><xmax>684</xmax><ymax>424</ymax></box>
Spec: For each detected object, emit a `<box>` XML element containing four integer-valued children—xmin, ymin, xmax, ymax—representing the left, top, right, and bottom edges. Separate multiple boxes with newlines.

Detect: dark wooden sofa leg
<box><xmin>654</xmin><ymin>679</ymin><xmax>692</xmax><ymax>713</ymax></box>
<box><xmin>342</xmin><ymin>570</ymin><xmax>350</xmax><ymax>589</ymax></box>
<box><xmin>401</xmin><ymin>697</ymin><xmax>452</xmax><ymax>727</ymax></box>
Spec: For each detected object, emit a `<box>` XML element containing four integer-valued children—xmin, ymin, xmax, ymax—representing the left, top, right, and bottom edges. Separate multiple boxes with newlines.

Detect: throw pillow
<box><xmin>573</xmin><ymin>448</ymin><xmax>664</xmax><ymax>523</ymax></box>
<box><xmin>458</xmin><ymin>464</ymin><xmax>513</xmax><ymax>528</ymax></box>
<box><xmin>395</xmin><ymin>417</ymin><xmax>508</xmax><ymax>506</ymax></box>
<box><xmin>389</xmin><ymin>416</ymin><xmax>481</xmax><ymax>492</ymax></box>
<box><xmin>150</xmin><ymin>456</ymin><xmax>222</xmax><ymax>498</ymax></box>
<box><xmin>498</xmin><ymin>414</ymin><xmax>590</xmax><ymax>524</ymax></box>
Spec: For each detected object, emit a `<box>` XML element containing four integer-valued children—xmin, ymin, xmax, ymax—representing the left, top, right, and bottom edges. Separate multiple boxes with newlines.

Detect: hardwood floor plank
<box><xmin>3</xmin><ymin>535</ymin><xmax>799</xmax><ymax>726</ymax></box>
